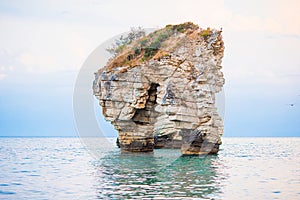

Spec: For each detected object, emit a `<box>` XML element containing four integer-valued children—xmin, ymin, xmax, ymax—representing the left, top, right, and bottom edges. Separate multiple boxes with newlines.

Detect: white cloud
<box><xmin>0</xmin><ymin>73</ymin><xmax>7</xmax><ymax>80</ymax></box>
<box><xmin>1</xmin><ymin>0</ymin><xmax>300</xmax><ymax>77</ymax></box>
<box><xmin>226</xmin><ymin>14</ymin><xmax>282</xmax><ymax>33</ymax></box>
<box><xmin>0</xmin><ymin>14</ymin><xmax>116</xmax><ymax>73</ymax></box>
<box><xmin>19</xmin><ymin>53</ymin><xmax>35</xmax><ymax>66</ymax></box>
<box><xmin>224</xmin><ymin>0</ymin><xmax>300</xmax><ymax>35</ymax></box>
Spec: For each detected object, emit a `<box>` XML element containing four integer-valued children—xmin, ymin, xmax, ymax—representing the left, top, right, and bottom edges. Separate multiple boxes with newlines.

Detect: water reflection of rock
<box><xmin>93</xmin><ymin>149</ymin><xmax>225</xmax><ymax>199</ymax></box>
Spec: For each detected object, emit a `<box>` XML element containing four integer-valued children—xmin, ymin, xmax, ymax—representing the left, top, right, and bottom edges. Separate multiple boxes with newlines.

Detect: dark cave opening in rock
<box><xmin>132</xmin><ymin>83</ymin><xmax>159</xmax><ymax>125</ymax></box>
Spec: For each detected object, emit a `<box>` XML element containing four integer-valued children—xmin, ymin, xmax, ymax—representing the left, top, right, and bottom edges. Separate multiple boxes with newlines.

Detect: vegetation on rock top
<box><xmin>105</xmin><ymin>22</ymin><xmax>217</xmax><ymax>71</ymax></box>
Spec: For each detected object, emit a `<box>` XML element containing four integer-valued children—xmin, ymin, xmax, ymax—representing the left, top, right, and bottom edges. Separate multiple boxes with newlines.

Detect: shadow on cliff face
<box><xmin>92</xmin><ymin>150</ymin><xmax>225</xmax><ymax>199</ymax></box>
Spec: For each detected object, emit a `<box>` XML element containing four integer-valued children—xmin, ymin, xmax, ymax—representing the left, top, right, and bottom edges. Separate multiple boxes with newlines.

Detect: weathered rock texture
<box><xmin>93</xmin><ymin>22</ymin><xmax>225</xmax><ymax>155</ymax></box>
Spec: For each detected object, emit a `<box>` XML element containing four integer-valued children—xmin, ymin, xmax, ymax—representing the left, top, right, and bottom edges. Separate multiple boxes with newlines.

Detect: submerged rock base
<box><xmin>93</xmin><ymin>23</ymin><xmax>225</xmax><ymax>155</ymax></box>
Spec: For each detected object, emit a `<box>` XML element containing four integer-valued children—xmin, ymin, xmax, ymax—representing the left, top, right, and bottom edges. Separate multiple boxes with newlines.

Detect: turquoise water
<box><xmin>0</xmin><ymin>137</ymin><xmax>299</xmax><ymax>199</ymax></box>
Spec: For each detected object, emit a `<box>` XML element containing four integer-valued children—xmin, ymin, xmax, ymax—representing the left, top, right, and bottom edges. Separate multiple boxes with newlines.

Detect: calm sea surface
<box><xmin>0</xmin><ymin>137</ymin><xmax>299</xmax><ymax>199</ymax></box>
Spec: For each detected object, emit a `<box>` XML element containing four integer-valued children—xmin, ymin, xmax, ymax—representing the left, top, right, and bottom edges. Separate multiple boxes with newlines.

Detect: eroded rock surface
<box><xmin>93</xmin><ymin>22</ymin><xmax>225</xmax><ymax>155</ymax></box>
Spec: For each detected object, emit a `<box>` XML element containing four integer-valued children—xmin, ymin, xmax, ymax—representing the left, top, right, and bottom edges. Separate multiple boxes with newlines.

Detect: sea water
<box><xmin>0</xmin><ymin>137</ymin><xmax>299</xmax><ymax>199</ymax></box>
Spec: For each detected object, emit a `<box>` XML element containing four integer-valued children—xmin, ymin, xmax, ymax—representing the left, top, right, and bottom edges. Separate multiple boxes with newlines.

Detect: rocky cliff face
<box><xmin>93</xmin><ymin>22</ymin><xmax>225</xmax><ymax>155</ymax></box>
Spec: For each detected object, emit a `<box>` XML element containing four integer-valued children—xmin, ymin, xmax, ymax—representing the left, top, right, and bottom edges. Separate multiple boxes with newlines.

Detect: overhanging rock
<box><xmin>93</xmin><ymin>22</ymin><xmax>225</xmax><ymax>155</ymax></box>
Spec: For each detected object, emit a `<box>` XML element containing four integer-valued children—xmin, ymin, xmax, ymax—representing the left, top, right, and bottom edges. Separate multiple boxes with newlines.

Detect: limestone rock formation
<box><xmin>93</xmin><ymin>22</ymin><xmax>225</xmax><ymax>155</ymax></box>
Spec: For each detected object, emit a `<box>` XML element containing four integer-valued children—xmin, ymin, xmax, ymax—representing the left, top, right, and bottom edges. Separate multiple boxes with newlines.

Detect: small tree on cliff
<box><xmin>106</xmin><ymin>27</ymin><xmax>146</xmax><ymax>56</ymax></box>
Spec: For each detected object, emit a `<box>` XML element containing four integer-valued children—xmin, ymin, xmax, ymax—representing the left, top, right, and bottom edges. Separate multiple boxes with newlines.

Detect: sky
<box><xmin>0</xmin><ymin>0</ymin><xmax>299</xmax><ymax>137</ymax></box>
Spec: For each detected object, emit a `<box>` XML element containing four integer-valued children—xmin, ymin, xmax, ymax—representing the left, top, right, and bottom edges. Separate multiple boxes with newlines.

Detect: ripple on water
<box><xmin>0</xmin><ymin>190</ymin><xmax>16</xmax><ymax>195</ymax></box>
<box><xmin>93</xmin><ymin>152</ymin><xmax>225</xmax><ymax>199</ymax></box>
<box><xmin>0</xmin><ymin>137</ymin><xmax>299</xmax><ymax>199</ymax></box>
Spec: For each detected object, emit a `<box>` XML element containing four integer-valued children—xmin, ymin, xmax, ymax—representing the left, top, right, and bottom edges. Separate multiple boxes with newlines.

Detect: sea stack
<box><xmin>93</xmin><ymin>22</ymin><xmax>225</xmax><ymax>155</ymax></box>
